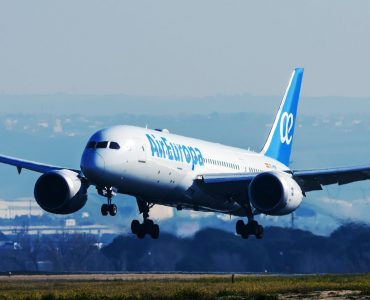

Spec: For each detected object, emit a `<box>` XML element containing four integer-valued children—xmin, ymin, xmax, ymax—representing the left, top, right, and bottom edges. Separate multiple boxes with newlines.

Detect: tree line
<box><xmin>0</xmin><ymin>223</ymin><xmax>369</xmax><ymax>273</ymax></box>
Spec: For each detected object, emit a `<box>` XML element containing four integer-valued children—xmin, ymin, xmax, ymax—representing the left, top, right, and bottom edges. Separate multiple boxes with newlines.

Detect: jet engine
<box><xmin>34</xmin><ymin>169</ymin><xmax>89</xmax><ymax>214</ymax></box>
<box><xmin>248</xmin><ymin>171</ymin><xmax>303</xmax><ymax>216</ymax></box>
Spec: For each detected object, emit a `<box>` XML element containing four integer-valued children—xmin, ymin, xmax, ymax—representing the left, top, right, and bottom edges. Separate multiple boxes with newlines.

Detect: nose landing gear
<box><xmin>101</xmin><ymin>203</ymin><xmax>117</xmax><ymax>216</ymax></box>
<box><xmin>131</xmin><ymin>198</ymin><xmax>160</xmax><ymax>239</ymax></box>
<box><xmin>98</xmin><ymin>186</ymin><xmax>117</xmax><ymax>216</ymax></box>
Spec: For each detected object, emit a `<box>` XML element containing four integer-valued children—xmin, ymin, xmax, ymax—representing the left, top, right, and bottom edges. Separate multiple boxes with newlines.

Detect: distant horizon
<box><xmin>1</xmin><ymin>94</ymin><xmax>370</xmax><ymax>116</ymax></box>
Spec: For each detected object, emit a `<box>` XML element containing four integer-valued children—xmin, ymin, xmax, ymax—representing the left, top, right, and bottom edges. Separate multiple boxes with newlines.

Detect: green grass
<box><xmin>0</xmin><ymin>274</ymin><xmax>369</xmax><ymax>300</ymax></box>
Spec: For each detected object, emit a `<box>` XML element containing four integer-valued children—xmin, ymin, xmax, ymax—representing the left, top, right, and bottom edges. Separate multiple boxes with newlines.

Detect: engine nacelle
<box><xmin>248</xmin><ymin>171</ymin><xmax>303</xmax><ymax>216</ymax></box>
<box><xmin>34</xmin><ymin>169</ymin><xmax>89</xmax><ymax>214</ymax></box>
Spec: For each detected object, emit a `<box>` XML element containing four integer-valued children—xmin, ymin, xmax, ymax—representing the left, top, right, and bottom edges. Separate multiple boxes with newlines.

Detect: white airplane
<box><xmin>1</xmin><ymin>68</ymin><xmax>369</xmax><ymax>240</ymax></box>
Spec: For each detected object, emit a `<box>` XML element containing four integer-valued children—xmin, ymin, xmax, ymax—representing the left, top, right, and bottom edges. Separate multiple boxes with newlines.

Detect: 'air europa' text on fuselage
<box><xmin>146</xmin><ymin>134</ymin><xmax>204</xmax><ymax>167</ymax></box>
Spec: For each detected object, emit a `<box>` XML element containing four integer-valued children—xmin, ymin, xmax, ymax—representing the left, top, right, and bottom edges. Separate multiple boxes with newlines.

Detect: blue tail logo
<box><xmin>280</xmin><ymin>112</ymin><xmax>294</xmax><ymax>145</ymax></box>
<box><xmin>261</xmin><ymin>68</ymin><xmax>304</xmax><ymax>166</ymax></box>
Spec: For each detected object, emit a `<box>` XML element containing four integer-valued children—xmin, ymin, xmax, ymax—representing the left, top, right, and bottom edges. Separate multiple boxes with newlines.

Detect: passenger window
<box><xmin>87</xmin><ymin>141</ymin><xmax>96</xmax><ymax>149</ymax></box>
<box><xmin>109</xmin><ymin>142</ymin><xmax>121</xmax><ymax>150</ymax></box>
<box><xmin>96</xmin><ymin>141</ymin><xmax>108</xmax><ymax>149</ymax></box>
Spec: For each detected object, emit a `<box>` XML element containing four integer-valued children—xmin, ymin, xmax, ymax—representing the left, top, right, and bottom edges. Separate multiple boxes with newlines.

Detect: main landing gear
<box><xmin>236</xmin><ymin>219</ymin><xmax>264</xmax><ymax>239</ymax></box>
<box><xmin>98</xmin><ymin>186</ymin><xmax>117</xmax><ymax>216</ymax></box>
<box><xmin>131</xmin><ymin>198</ymin><xmax>160</xmax><ymax>239</ymax></box>
<box><xmin>236</xmin><ymin>200</ymin><xmax>264</xmax><ymax>239</ymax></box>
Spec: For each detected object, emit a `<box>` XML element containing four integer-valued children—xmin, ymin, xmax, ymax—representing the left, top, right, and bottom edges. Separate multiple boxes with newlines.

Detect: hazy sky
<box><xmin>1</xmin><ymin>0</ymin><xmax>370</xmax><ymax>97</ymax></box>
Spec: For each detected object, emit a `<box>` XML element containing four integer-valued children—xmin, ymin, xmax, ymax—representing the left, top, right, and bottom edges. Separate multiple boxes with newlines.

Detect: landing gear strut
<box><xmin>98</xmin><ymin>186</ymin><xmax>117</xmax><ymax>216</ymax></box>
<box><xmin>236</xmin><ymin>199</ymin><xmax>264</xmax><ymax>239</ymax></box>
<box><xmin>131</xmin><ymin>198</ymin><xmax>160</xmax><ymax>239</ymax></box>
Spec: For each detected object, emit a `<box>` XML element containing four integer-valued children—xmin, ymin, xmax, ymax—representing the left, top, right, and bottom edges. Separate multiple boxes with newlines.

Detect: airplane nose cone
<box><xmin>80</xmin><ymin>151</ymin><xmax>105</xmax><ymax>183</ymax></box>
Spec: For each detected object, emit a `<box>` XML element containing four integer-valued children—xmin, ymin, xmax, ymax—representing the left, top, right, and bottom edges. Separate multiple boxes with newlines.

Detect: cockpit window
<box><xmin>87</xmin><ymin>141</ymin><xmax>96</xmax><ymax>149</ymax></box>
<box><xmin>96</xmin><ymin>141</ymin><xmax>108</xmax><ymax>149</ymax></box>
<box><xmin>109</xmin><ymin>142</ymin><xmax>120</xmax><ymax>150</ymax></box>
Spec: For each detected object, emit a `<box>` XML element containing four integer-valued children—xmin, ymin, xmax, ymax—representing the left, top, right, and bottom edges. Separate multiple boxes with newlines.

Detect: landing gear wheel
<box><xmin>236</xmin><ymin>220</ymin><xmax>245</xmax><ymax>235</ymax></box>
<box><xmin>136</xmin><ymin>226</ymin><xmax>145</xmax><ymax>239</ymax></box>
<box><xmin>109</xmin><ymin>204</ymin><xmax>118</xmax><ymax>216</ymax></box>
<box><xmin>248</xmin><ymin>220</ymin><xmax>259</xmax><ymax>232</ymax></box>
<box><xmin>131</xmin><ymin>219</ymin><xmax>160</xmax><ymax>239</ymax></box>
<box><xmin>131</xmin><ymin>220</ymin><xmax>140</xmax><ymax>235</ymax></box>
<box><xmin>101</xmin><ymin>204</ymin><xmax>108</xmax><ymax>216</ymax></box>
<box><xmin>236</xmin><ymin>219</ymin><xmax>264</xmax><ymax>239</ymax></box>
<box><xmin>150</xmin><ymin>224</ymin><xmax>160</xmax><ymax>239</ymax></box>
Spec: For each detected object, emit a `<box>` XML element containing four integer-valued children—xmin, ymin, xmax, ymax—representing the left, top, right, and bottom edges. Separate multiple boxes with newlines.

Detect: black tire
<box><xmin>137</xmin><ymin>225</ymin><xmax>146</xmax><ymax>239</ymax></box>
<box><xmin>248</xmin><ymin>220</ymin><xmax>259</xmax><ymax>234</ymax></box>
<box><xmin>236</xmin><ymin>220</ymin><xmax>245</xmax><ymax>235</ymax></box>
<box><xmin>150</xmin><ymin>224</ymin><xmax>160</xmax><ymax>239</ymax></box>
<box><xmin>109</xmin><ymin>204</ymin><xmax>117</xmax><ymax>216</ymax></box>
<box><xmin>101</xmin><ymin>204</ymin><xmax>108</xmax><ymax>216</ymax></box>
<box><xmin>141</xmin><ymin>219</ymin><xmax>153</xmax><ymax>234</ymax></box>
<box><xmin>131</xmin><ymin>220</ymin><xmax>140</xmax><ymax>234</ymax></box>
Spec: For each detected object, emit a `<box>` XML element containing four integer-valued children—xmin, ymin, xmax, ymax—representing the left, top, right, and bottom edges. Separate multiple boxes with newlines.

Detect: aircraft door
<box><xmin>239</xmin><ymin>157</ymin><xmax>247</xmax><ymax>173</ymax></box>
<box><xmin>137</xmin><ymin>142</ymin><xmax>147</xmax><ymax>163</ymax></box>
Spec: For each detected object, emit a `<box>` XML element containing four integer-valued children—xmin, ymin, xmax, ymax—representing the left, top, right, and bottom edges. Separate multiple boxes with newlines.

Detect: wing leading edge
<box><xmin>198</xmin><ymin>165</ymin><xmax>370</xmax><ymax>193</ymax></box>
<box><xmin>0</xmin><ymin>154</ymin><xmax>79</xmax><ymax>174</ymax></box>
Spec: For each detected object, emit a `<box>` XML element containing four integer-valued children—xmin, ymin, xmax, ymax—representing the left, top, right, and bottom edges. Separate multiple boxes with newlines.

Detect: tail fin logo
<box><xmin>279</xmin><ymin>112</ymin><xmax>294</xmax><ymax>145</ymax></box>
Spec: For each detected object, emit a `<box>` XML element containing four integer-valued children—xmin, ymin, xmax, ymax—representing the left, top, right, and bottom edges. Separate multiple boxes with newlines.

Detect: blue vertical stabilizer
<box><xmin>261</xmin><ymin>68</ymin><xmax>304</xmax><ymax>166</ymax></box>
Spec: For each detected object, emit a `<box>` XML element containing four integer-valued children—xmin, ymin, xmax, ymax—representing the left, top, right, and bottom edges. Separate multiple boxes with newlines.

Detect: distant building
<box><xmin>65</xmin><ymin>219</ymin><xmax>76</xmax><ymax>227</ymax></box>
<box><xmin>0</xmin><ymin>198</ymin><xmax>42</xmax><ymax>218</ymax></box>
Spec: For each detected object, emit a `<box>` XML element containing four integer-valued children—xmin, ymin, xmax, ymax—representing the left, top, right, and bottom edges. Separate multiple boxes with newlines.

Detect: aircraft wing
<box><xmin>0</xmin><ymin>154</ymin><xmax>79</xmax><ymax>174</ymax></box>
<box><xmin>292</xmin><ymin>165</ymin><xmax>370</xmax><ymax>192</ymax></box>
<box><xmin>197</xmin><ymin>165</ymin><xmax>370</xmax><ymax>194</ymax></box>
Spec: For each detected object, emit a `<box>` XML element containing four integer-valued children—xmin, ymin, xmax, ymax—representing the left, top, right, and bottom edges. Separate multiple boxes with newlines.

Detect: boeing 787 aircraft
<box><xmin>1</xmin><ymin>68</ymin><xmax>369</xmax><ymax>239</ymax></box>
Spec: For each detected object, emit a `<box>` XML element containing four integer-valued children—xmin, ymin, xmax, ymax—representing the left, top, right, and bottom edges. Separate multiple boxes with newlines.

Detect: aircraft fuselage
<box><xmin>80</xmin><ymin>125</ymin><xmax>288</xmax><ymax>216</ymax></box>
